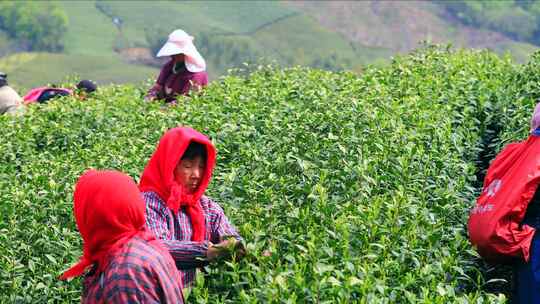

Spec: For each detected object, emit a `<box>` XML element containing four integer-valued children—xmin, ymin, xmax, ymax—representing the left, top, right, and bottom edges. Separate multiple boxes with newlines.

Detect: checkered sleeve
<box><xmin>105</xmin><ymin>240</ymin><xmax>184</xmax><ymax>304</ymax></box>
<box><xmin>143</xmin><ymin>192</ymin><xmax>209</xmax><ymax>268</ymax></box>
<box><xmin>105</xmin><ymin>259</ymin><xmax>161</xmax><ymax>303</ymax></box>
<box><xmin>148</xmin><ymin>243</ymin><xmax>185</xmax><ymax>304</ymax></box>
<box><xmin>206</xmin><ymin>198</ymin><xmax>243</xmax><ymax>244</ymax></box>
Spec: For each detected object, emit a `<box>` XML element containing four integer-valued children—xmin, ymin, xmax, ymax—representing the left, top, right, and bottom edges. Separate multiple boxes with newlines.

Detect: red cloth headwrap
<box><xmin>139</xmin><ymin>127</ymin><xmax>216</xmax><ymax>242</ymax></box>
<box><xmin>60</xmin><ymin>170</ymin><xmax>157</xmax><ymax>280</ymax></box>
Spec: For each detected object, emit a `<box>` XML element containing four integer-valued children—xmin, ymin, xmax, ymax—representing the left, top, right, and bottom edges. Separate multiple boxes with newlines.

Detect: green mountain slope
<box><xmin>285</xmin><ymin>1</ymin><xmax>539</xmax><ymax>63</ymax></box>
<box><xmin>0</xmin><ymin>1</ymin><xmax>396</xmax><ymax>89</ymax></box>
<box><xmin>60</xmin><ymin>1</ymin><xmax>118</xmax><ymax>56</ymax></box>
<box><xmin>1</xmin><ymin>0</ymin><xmax>540</xmax><ymax>90</ymax></box>
<box><xmin>100</xmin><ymin>1</ymin><xmax>297</xmax><ymax>38</ymax></box>
<box><xmin>0</xmin><ymin>52</ymin><xmax>156</xmax><ymax>91</ymax></box>
<box><xmin>78</xmin><ymin>1</ymin><xmax>384</xmax><ymax>72</ymax></box>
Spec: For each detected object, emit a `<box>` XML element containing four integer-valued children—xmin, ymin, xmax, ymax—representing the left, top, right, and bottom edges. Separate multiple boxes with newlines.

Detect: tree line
<box><xmin>436</xmin><ymin>0</ymin><xmax>540</xmax><ymax>43</ymax></box>
<box><xmin>0</xmin><ymin>2</ymin><xmax>68</xmax><ymax>52</ymax></box>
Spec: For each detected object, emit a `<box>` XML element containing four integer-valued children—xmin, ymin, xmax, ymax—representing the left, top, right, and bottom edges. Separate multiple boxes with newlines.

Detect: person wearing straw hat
<box><xmin>145</xmin><ymin>29</ymin><xmax>208</xmax><ymax>103</ymax></box>
<box><xmin>59</xmin><ymin>170</ymin><xmax>185</xmax><ymax>303</ymax></box>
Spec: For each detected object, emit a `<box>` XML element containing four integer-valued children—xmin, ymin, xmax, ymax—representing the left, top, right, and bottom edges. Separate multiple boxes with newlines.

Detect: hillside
<box><xmin>285</xmin><ymin>1</ymin><xmax>539</xmax><ymax>62</ymax></box>
<box><xmin>0</xmin><ymin>52</ymin><xmax>156</xmax><ymax>91</ymax></box>
<box><xmin>0</xmin><ymin>1</ymin><xmax>382</xmax><ymax>91</ymax></box>
<box><xmin>75</xmin><ymin>1</ymin><xmax>385</xmax><ymax>72</ymax></box>
<box><xmin>0</xmin><ymin>1</ymin><xmax>539</xmax><ymax>95</ymax></box>
<box><xmin>1</xmin><ymin>46</ymin><xmax>535</xmax><ymax>302</ymax></box>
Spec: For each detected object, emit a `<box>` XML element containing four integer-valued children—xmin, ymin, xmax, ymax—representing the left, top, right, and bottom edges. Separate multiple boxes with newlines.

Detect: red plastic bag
<box><xmin>23</xmin><ymin>87</ymin><xmax>72</xmax><ymax>104</ymax></box>
<box><xmin>468</xmin><ymin>134</ymin><xmax>540</xmax><ymax>263</ymax></box>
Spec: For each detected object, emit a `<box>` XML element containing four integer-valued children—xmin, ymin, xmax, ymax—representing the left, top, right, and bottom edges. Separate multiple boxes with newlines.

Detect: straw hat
<box><xmin>156</xmin><ymin>29</ymin><xmax>206</xmax><ymax>73</ymax></box>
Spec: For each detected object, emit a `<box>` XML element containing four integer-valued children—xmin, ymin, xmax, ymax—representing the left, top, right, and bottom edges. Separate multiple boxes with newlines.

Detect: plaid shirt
<box><xmin>142</xmin><ymin>191</ymin><xmax>242</xmax><ymax>287</ymax></box>
<box><xmin>82</xmin><ymin>236</ymin><xmax>184</xmax><ymax>304</ymax></box>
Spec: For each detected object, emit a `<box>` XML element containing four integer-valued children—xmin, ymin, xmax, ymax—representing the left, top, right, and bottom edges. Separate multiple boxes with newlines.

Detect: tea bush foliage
<box><xmin>1</xmin><ymin>46</ymin><xmax>536</xmax><ymax>303</ymax></box>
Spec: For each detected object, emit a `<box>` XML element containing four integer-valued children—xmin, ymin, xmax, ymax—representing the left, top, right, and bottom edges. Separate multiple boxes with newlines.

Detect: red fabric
<box><xmin>139</xmin><ymin>127</ymin><xmax>216</xmax><ymax>242</ymax></box>
<box><xmin>60</xmin><ymin>170</ymin><xmax>157</xmax><ymax>280</ymax></box>
<box><xmin>22</xmin><ymin>87</ymin><xmax>72</xmax><ymax>105</ymax></box>
<box><xmin>468</xmin><ymin>134</ymin><xmax>540</xmax><ymax>263</ymax></box>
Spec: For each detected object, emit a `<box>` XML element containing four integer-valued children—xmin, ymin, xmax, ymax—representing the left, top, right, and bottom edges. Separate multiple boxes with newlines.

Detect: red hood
<box><xmin>60</xmin><ymin>170</ymin><xmax>155</xmax><ymax>280</ymax></box>
<box><xmin>139</xmin><ymin>126</ymin><xmax>216</xmax><ymax>211</ymax></box>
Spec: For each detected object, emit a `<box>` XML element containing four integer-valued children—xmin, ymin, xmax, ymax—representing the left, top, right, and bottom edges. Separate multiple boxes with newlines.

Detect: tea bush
<box><xmin>0</xmin><ymin>46</ymin><xmax>525</xmax><ymax>303</ymax></box>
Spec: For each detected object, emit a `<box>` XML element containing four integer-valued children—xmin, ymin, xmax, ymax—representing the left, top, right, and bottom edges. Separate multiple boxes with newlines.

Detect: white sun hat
<box><xmin>156</xmin><ymin>29</ymin><xmax>206</xmax><ymax>73</ymax></box>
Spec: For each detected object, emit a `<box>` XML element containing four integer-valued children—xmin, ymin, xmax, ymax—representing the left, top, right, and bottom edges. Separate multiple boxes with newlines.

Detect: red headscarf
<box><xmin>59</xmin><ymin>170</ymin><xmax>156</xmax><ymax>280</ymax></box>
<box><xmin>139</xmin><ymin>127</ymin><xmax>216</xmax><ymax>242</ymax></box>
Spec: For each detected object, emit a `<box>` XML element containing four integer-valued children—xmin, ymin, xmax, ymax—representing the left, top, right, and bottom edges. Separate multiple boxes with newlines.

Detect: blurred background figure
<box><xmin>145</xmin><ymin>29</ymin><xmax>208</xmax><ymax>103</ymax></box>
<box><xmin>23</xmin><ymin>79</ymin><xmax>98</xmax><ymax>104</ymax></box>
<box><xmin>0</xmin><ymin>72</ymin><xmax>24</xmax><ymax>115</ymax></box>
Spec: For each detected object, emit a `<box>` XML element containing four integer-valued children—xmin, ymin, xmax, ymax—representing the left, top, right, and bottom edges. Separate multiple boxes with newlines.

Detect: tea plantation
<box><xmin>0</xmin><ymin>46</ymin><xmax>536</xmax><ymax>303</ymax></box>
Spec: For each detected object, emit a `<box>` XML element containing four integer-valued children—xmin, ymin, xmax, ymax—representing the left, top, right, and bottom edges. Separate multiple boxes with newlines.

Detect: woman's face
<box><xmin>174</xmin><ymin>156</ymin><xmax>205</xmax><ymax>194</ymax></box>
<box><xmin>172</xmin><ymin>53</ymin><xmax>185</xmax><ymax>63</ymax></box>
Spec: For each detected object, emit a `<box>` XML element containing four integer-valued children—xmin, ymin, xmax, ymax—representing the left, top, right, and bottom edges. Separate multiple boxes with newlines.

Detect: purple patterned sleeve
<box><xmin>206</xmin><ymin>198</ymin><xmax>243</xmax><ymax>244</ymax></box>
<box><xmin>143</xmin><ymin>192</ymin><xmax>209</xmax><ymax>267</ymax></box>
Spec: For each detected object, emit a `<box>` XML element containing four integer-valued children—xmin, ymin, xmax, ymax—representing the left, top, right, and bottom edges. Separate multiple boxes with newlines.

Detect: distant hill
<box><xmin>285</xmin><ymin>1</ymin><xmax>539</xmax><ymax>62</ymax></box>
<box><xmin>0</xmin><ymin>52</ymin><xmax>156</xmax><ymax>90</ymax></box>
<box><xmin>0</xmin><ymin>0</ymin><xmax>538</xmax><ymax>91</ymax></box>
<box><xmin>0</xmin><ymin>1</ymin><xmax>382</xmax><ymax>91</ymax></box>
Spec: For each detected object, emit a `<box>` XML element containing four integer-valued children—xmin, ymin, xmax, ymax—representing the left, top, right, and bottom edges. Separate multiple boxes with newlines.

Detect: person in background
<box><xmin>139</xmin><ymin>127</ymin><xmax>244</xmax><ymax>292</ymax></box>
<box><xmin>23</xmin><ymin>79</ymin><xmax>98</xmax><ymax>105</ymax></box>
<box><xmin>0</xmin><ymin>72</ymin><xmax>24</xmax><ymax>115</ymax></box>
<box><xmin>74</xmin><ymin>79</ymin><xmax>98</xmax><ymax>100</ymax></box>
<box><xmin>59</xmin><ymin>169</ymin><xmax>184</xmax><ymax>303</ymax></box>
<box><xmin>145</xmin><ymin>29</ymin><xmax>208</xmax><ymax>103</ymax></box>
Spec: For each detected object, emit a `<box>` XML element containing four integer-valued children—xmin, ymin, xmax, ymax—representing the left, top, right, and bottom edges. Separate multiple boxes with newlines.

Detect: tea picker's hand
<box><xmin>206</xmin><ymin>238</ymin><xmax>246</xmax><ymax>262</ymax></box>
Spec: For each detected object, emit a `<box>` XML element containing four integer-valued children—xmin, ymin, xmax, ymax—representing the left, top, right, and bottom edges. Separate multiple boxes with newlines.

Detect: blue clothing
<box><xmin>515</xmin><ymin>189</ymin><xmax>540</xmax><ymax>303</ymax></box>
<box><xmin>515</xmin><ymin>234</ymin><xmax>540</xmax><ymax>303</ymax></box>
